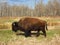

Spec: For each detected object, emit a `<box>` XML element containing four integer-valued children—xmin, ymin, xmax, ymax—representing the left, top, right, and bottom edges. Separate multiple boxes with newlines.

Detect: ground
<box><xmin>0</xmin><ymin>16</ymin><xmax>60</xmax><ymax>45</ymax></box>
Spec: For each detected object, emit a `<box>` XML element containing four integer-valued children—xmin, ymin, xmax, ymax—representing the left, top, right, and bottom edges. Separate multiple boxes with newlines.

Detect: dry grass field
<box><xmin>0</xmin><ymin>16</ymin><xmax>60</xmax><ymax>45</ymax></box>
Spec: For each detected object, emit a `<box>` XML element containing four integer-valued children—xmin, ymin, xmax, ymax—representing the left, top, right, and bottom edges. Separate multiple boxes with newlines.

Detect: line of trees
<box><xmin>0</xmin><ymin>0</ymin><xmax>60</xmax><ymax>17</ymax></box>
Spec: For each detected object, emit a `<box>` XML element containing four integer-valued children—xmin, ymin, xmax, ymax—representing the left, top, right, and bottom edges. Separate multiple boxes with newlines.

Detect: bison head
<box><xmin>12</xmin><ymin>22</ymin><xmax>19</xmax><ymax>32</ymax></box>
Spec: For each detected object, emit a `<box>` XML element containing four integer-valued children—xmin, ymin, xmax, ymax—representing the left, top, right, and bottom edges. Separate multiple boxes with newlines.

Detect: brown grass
<box><xmin>0</xmin><ymin>16</ymin><xmax>60</xmax><ymax>30</ymax></box>
<box><xmin>0</xmin><ymin>34</ymin><xmax>60</xmax><ymax>45</ymax></box>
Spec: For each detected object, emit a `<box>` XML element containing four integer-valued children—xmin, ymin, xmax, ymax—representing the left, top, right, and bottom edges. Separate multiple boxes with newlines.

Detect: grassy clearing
<box><xmin>0</xmin><ymin>17</ymin><xmax>60</xmax><ymax>45</ymax></box>
<box><xmin>0</xmin><ymin>29</ymin><xmax>60</xmax><ymax>45</ymax></box>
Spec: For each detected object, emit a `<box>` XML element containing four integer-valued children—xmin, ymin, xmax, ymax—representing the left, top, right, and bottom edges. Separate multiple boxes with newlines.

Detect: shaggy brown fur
<box><xmin>12</xmin><ymin>17</ymin><xmax>48</xmax><ymax>37</ymax></box>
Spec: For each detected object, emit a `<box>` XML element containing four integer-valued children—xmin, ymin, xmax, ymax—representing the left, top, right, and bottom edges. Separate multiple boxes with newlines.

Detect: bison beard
<box><xmin>12</xmin><ymin>17</ymin><xmax>48</xmax><ymax>37</ymax></box>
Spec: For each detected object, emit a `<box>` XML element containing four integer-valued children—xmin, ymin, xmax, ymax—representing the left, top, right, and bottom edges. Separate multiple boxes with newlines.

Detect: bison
<box><xmin>12</xmin><ymin>17</ymin><xmax>48</xmax><ymax>37</ymax></box>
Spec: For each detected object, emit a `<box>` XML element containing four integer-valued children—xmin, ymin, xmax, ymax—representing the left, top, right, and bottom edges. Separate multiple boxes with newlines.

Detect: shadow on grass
<box><xmin>16</xmin><ymin>32</ymin><xmax>44</xmax><ymax>37</ymax></box>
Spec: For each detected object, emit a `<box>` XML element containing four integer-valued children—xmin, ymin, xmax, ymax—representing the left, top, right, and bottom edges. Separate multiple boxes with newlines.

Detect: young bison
<box><xmin>12</xmin><ymin>17</ymin><xmax>48</xmax><ymax>37</ymax></box>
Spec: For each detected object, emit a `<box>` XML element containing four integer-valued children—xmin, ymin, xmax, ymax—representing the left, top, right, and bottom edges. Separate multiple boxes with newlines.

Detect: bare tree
<box><xmin>0</xmin><ymin>0</ymin><xmax>60</xmax><ymax>17</ymax></box>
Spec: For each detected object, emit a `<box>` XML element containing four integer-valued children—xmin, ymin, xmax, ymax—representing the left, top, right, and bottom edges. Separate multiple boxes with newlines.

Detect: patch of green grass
<box><xmin>0</xmin><ymin>30</ymin><xmax>14</xmax><ymax>42</ymax></box>
<box><xmin>36</xmin><ymin>30</ymin><xmax>60</xmax><ymax>41</ymax></box>
<box><xmin>0</xmin><ymin>29</ymin><xmax>60</xmax><ymax>42</ymax></box>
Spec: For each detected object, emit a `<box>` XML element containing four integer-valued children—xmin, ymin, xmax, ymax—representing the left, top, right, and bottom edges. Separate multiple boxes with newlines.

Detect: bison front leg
<box><xmin>36</xmin><ymin>30</ymin><xmax>40</xmax><ymax>37</ymax></box>
<box><xmin>25</xmin><ymin>30</ymin><xmax>31</xmax><ymax>37</ymax></box>
<box><xmin>25</xmin><ymin>30</ymin><xmax>28</xmax><ymax>37</ymax></box>
<box><xmin>29</xmin><ymin>30</ymin><xmax>31</xmax><ymax>36</ymax></box>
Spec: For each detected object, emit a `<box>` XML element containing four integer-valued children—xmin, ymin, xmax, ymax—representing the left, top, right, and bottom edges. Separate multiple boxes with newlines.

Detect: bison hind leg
<box><xmin>42</xmin><ymin>30</ymin><xmax>46</xmax><ymax>37</ymax></box>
